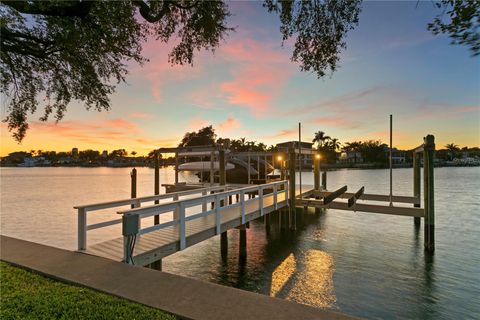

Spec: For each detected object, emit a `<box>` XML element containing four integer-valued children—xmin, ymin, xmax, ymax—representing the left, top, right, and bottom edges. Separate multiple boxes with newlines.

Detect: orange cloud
<box><xmin>189</xmin><ymin>118</ymin><xmax>210</xmax><ymax>131</ymax></box>
<box><xmin>0</xmin><ymin>118</ymin><xmax>179</xmax><ymax>156</ymax></box>
<box><xmin>309</xmin><ymin>116</ymin><xmax>361</xmax><ymax>129</ymax></box>
<box><xmin>130</xmin><ymin>112</ymin><xmax>153</xmax><ymax>119</ymax></box>
<box><xmin>218</xmin><ymin>116</ymin><xmax>241</xmax><ymax>134</ymax></box>
<box><xmin>130</xmin><ymin>39</ymin><xmax>205</xmax><ymax>104</ymax></box>
<box><xmin>219</xmin><ymin>39</ymin><xmax>294</xmax><ymax>116</ymax></box>
<box><xmin>28</xmin><ymin>118</ymin><xmax>141</xmax><ymax>144</ymax></box>
<box><xmin>263</xmin><ymin>127</ymin><xmax>298</xmax><ymax>140</ymax></box>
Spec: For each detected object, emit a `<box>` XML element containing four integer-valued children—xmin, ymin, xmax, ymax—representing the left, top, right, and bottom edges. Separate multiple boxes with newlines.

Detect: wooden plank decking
<box><xmin>85</xmin><ymin>193</ymin><xmax>289</xmax><ymax>266</ymax></box>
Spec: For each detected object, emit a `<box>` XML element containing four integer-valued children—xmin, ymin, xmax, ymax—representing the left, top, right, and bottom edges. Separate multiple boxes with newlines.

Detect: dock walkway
<box><xmin>76</xmin><ymin>181</ymin><xmax>295</xmax><ymax>266</ymax></box>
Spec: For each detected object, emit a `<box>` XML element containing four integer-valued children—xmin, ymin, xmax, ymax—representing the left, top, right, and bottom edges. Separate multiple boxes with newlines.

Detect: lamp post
<box><xmin>277</xmin><ymin>155</ymin><xmax>284</xmax><ymax>180</ymax></box>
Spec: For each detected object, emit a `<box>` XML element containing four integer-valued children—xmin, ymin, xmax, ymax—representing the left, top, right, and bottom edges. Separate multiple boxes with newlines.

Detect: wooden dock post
<box><xmin>130</xmin><ymin>168</ymin><xmax>137</xmax><ymax>209</ymax></box>
<box><xmin>154</xmin><ymin>152</ymin><xmax>160</xmax><ymax>224</ymax></box>
<box><xmin>247</xmin><ymin>155</ymin><xmax>251</xmax><ymax>184</ymax></box>
<box><xmin>264</xmin><ymin>213</ymin><xmax>271</xmax><ymax>230</ymax></box>
<box><xmin>174</xmin><ymin>151</ymin><xmax>179</xmax><ymax>185</ymax></box>
<box><xmin>288</xmin><ymin>145</ymin><xmax>296</xmax><ymax>230</ymax></box>
<box><xmin>152</xmin><ymin>154</ymin><xmax>163</xmax><ymax>271</ymax></box>
<box><xmin>313</xmin><ymin>154</ymin><xmax>321</xmax><ymax>214</ymax></box>
<box><xmin>239</xmin><ymin>224</ymin><xmax>247</xmax><ymax>259</ymax></box>
<box><xmin>210</xmin><ymin>151</ymin><xmax>215</xmax><ymax>185</ymax></box>
<box><xmin>413</xmin><ymin>152</ymin><xmax>421</xmax><ymax>226</ymax></box>
<box><xmin>321</xmin><ymin>171</ymin><xmax>327</xmax><ymax>190</ymax></box>
<box><xmin>219</xmin><ymin>149</ymin><xmax>228</xmax><ymax>258</ymax></box>
<box><xmin>423</xmin><ymin>135</ymin><xmax>435</xmax><ymax>252</ymax></box>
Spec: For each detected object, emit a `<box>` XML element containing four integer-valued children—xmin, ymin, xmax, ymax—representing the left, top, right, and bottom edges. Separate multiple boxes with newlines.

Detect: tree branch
<box><xmin>132</xmin><ymin>0</ymin><xmax>171</xmax><ymax>23</ymax></box>
<box><xmin>1</xmin><ymin>1</ymin><xmax>94</xmax><ymax>18</ymax></box>
<box><xmin>170</xmin><ymin>1</ymin><xmax>200</xmax><ymax>10</ymax></box>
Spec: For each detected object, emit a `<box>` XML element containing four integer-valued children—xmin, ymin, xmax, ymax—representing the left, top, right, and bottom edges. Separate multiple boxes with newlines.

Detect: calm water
<box><xmin>1</xmin><ymin>166</ymin><xmax>479</xmax><ymax>319</ymax></box>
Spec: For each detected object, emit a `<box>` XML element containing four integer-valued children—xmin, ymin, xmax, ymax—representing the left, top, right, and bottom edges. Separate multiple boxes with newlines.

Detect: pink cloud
<box><xmin>189</xmin><ymin>118</ymin><xmax>210</xmax><ymax>131</ymax></box>
<box><xmin>130</xmin><ymin>39</ymin><xmax>205</xmax><ymax>103</ymax></box>
<box><xmin>26</xmin><ymin>118</ymin><xmax>179</xmax><ymax>151</ymax></box>
<box><xmin>284</xmin><ymin>87</ymin><xmax>386</xmax><ymax>117</ymax></box>
<box><xmin>219</xmin><ymin>39</ymin><xmax>294</xmax><ymax>116</ymax></box>
<box><xmin>309</xmin><ymin>116</ymin><xmax>361</xmax><ymax>129</ymax></box>
<box><xmin>218</xmin><ymin>116</ymin><xmax>241</xmax><ymax>134</ymax></box>
<box><xmin>31</xmin><ymin>118</ymin><xmax>141</xmax><ymax>141</ymax></box>
<box><xmin>130</xmin><ymin>112</ymin><xmax>152</xmax><ymax>120</ymax></box>
<box><xmin>264</xmin><ymin>127</ymin><xmax>298</xmax><ymax>140</ymax></box>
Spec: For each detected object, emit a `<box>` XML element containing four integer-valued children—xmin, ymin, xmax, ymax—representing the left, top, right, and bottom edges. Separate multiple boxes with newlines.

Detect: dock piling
<box><xmin>239</xmin><ymin>224</ymin><xmax>247</xmax><ymax>259</ymax></box>
<box><xmin>221</xmin><ymin>232</ymin><xmax>228</xmax><ymax>258</ymax></box>
<box><xmin>219</xmin><ymin>149</ymin><xmax>228</xmax><ymax>258</ymax></box>
<box><xmin>423</xmin><ymin>135</ymin><xmax>435</xmax><ymax>252</ymax></box>
<box><xmin>174</xmin><ymin>151</ymin><xmax>179</xmax><ymax>184</ymax></box>
<box><xmin>151</xmin><ymin>156</ymin><xmax>162</xmax><ymax>271</ymax></box>
<box><xmin>288</xmin><ymin>145</ymin><xmax>296</xmax><ymax>230</ymax></box>
<box><xmin>154</xmin><ymin>153</ymin><xmax>160</xmax><ymax>224</ymax></box>
<box><xmin>314</xmin><ymin>154</ymin><xmax>321</xmax><ymax>214</ymax></box>
<box><xmin>321</xmin><ymin>171</ymin><xmax>327</xmax><ymax>190</ymax></box>
<box><xmin>413</xmin><ymin>152</ymin><xmax>421</xmax><ymax>226</ymax></box>
<box><xmin>130</xmin><ymin>168</ymin><xmax>137</xmax><ymax>209</ymax></box>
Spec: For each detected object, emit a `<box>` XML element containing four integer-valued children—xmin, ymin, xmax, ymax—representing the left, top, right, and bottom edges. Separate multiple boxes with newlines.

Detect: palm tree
<box><xmin>343</xmin><ymin>141</ymin><xmax>362</xmax><ymax>163</ymax></box>
<box><xmin>445</xmin><ymin>143</ymin><xmax>459</xmax><ymax>161</ymax></box>
<box><xmin>131</xmin><ymin>151</ymin><xmax>137</xmax><ymax>157</ymax></box>
<box><xmin>327</xmin><ymin>138</ymin><xmax>341</xmax><ymax>152</ymax></box>
<box><xmin>312</xmin><ymin>131</ymin><xmax>331</xmax><ymax>149</ymax></box>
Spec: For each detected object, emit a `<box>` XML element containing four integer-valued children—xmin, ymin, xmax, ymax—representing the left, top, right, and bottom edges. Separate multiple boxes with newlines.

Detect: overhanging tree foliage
<box><xmin>428</xmin><ymin>0</ymin><xmax>480</xmax><ymax>56</ymax></box>
<box><xmin>0</xmin><ymin>0</ymin><xmax>361</xmax><ymax>142</ymax></box>
<box><xmin>1</xmin><ymin>1</ymin><xmax>477</xmax><ymax>143</ymax></box>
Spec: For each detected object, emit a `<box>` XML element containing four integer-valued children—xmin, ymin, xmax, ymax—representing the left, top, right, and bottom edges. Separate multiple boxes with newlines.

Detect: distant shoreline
<box><xmin>1</xmin><ymin>163</ymin><xmax>478</xmax><ymax>169</ymax></box>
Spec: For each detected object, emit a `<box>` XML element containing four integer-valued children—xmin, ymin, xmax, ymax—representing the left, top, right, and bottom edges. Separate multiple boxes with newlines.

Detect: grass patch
<box><xmin>0</xmin><ymin>262</ymin><xmax>176</xmax><ymax>320</ymax></box>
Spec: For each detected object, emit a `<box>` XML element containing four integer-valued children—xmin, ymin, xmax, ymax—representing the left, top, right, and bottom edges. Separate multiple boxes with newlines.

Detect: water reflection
<box><xmin>271</xmin><ymin>249</ymin><xmax>336</xmax><ymax>308</ymax></box>
<box><xmin>2</xmin><ymin>167</ymin><xmax>478</xmax><ymax>319</ymax></box>
<box><xmin>270</xmin><ymin>253</ymin><xmax>296</xmax><ymax>297</ymax></box>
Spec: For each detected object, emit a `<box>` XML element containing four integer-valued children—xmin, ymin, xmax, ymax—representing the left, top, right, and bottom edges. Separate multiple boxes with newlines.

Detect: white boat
<box><xmin>178</xmin><ymin>161</ymin><xmax>235</xmax><ymax>172</ymax></box>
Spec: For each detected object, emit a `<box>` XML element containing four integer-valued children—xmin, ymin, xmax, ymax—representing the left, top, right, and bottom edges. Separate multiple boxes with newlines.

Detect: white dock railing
<box><xmin>118</xmin><ymin>180</ymin><xmax>289</xmax><ymax>264</ymax></box>
<box><xmin>74</xmin><ymin>185</ymin><xmax>235</xmax><ymax>251</ymax></box>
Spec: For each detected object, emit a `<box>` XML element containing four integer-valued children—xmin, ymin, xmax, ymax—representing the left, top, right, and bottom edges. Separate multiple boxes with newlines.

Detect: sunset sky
<box><xmin>1</xmin><ymin>1</ymin><xmax>479</xmax><ymax>156</ymax></box>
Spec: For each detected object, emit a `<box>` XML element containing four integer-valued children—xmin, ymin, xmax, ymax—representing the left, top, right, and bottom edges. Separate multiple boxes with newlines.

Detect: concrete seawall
<box><xmin>1</xmin><ymin>236</ymin><xmax>358</xmax><ymax>320</ymax></box>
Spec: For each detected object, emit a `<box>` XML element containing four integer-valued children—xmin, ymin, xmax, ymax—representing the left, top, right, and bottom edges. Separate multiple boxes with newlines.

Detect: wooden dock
<box><xmin>75</xmin><ymin>135</ymin><xmax>436</xmax><ymax>266</ymax></box>
<box><xmin>76</xmin><ymin>181</ymin><xmax>291</xmax><ymax>266</ymax></box>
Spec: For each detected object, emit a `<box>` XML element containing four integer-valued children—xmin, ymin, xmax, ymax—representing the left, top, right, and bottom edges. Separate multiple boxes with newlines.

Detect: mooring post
<box><xmin>264</xmin><ymin>212</ymin><xmax>271</xmax><ymax>230</ymax></box>
<box><xmin>130</xmin><ymin>168</ymin><xmax>137</xmax><ymax>209</ymax></box>
<box><xmin>239</xmin><ymin>224</ymin><xmax>247</xmax><ymax>259</ymax></box>
<box><xmin>175</xmin><ymin>151</ymin><xmax>179</xmax><ymax>185</ymax></box>
<box><xmin>314</xmin><ymin>154</ymin><xmax>321</xmax><ymax>214</ymax></box>
<box><xmin>247</xmin><ymin>154</ymin><xmax>251</xmax><ymax>184</ymax></box>
<box><xmin>288</xmin><ymin>145</ymin><xmax>296</xmax><ymax>230</ymax></box>
<box><xmin>219</xmin><ymin>149</ymin><xmax>228</xmax><ymax>258</ymax></box>
<box><xmin>423</xmin><ymin>135</ymin><xmax>435</xmax><ymax>252</ymax></box>
<box><xmin>257</xmin><ymin>155</ymin><xmax>260</xmax><ymax>180</ymax></box>
<box><xmin>151</xmin><ymin>155</ymin><xmax>163</xmax><ymax>271</ymax></box>
<box><xmin>321</xmin><ymin>171</ymin><xmax>327</xmax><ymax>190</ymax></box>
<box><xmin>413</xmin><ymin>152</ymin><xmax>421</xmax><ymax>226</ymax></box>
<box><xmin>210</xmin><ymin>151</ymin><xmax>215</xmax><ymax>185</ymax></box>
<box><xmin>154</xmin><ymin>152</ymin><xmax>160</xmax><ymax>224</ymax></box>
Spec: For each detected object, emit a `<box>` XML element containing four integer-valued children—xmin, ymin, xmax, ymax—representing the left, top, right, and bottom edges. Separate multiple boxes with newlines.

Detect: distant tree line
<box><xmin>177</xmin><ymin>125</ymin><xmax>277</xmax><ymax>152</ymax></box>
<box><xmin>2</xmin><ymin>126</ymin><xmax>479</xmax><ymax>166</ymax></box>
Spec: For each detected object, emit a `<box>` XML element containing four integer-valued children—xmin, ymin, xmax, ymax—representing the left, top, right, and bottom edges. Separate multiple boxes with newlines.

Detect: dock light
<box><xmin>315</xmin><ymin>154</ymin><xmax>321</xmax><ymax>160</ymax></box>
<box><xmin>277</xmin><ymin>155</ymin><xmax>283</xmax><ymax>162</ymax></box>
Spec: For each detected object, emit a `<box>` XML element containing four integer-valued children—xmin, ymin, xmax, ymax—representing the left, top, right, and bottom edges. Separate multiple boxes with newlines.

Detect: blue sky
<box><xmin>1</xmin><ymin>1</ymin><xmax>478</xmax><ymax>155</ymax></box>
